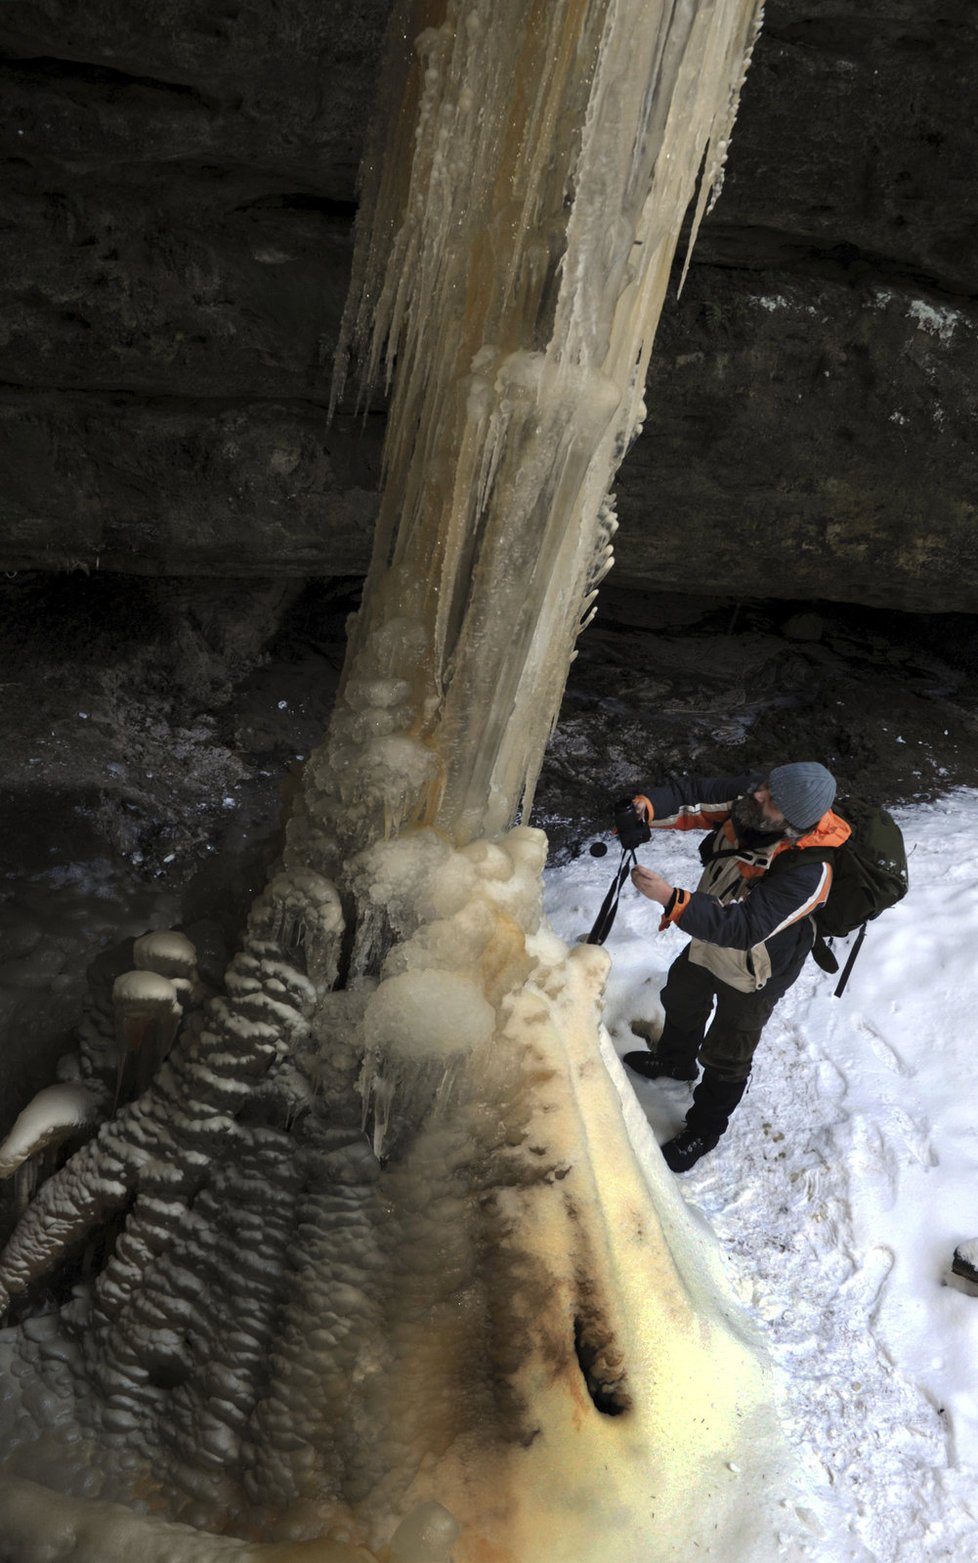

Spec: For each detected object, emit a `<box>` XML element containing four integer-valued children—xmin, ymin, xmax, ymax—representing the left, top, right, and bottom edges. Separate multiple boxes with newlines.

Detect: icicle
<box><xmin>13</xmin><ymin>1160</ymin><xmax>37</xmax><ymax>1217</ymax></box>
<box><xmin>111</xmin><ymin>969</ymin><xmax>182</xmax><ymax>1105</ymax></box>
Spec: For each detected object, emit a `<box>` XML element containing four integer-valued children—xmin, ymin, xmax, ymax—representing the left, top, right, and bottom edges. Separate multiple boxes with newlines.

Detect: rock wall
<box><xmin>1</xmin><ymin>2</ymin><xmax>976</xmax><ymax>608</ymax></box>
<box><xmin>0</xmin><ymin>0</ymin><xmax>389</xmax><ymax>576</ymax></box>
<box><xmin>633</xmin><ymin>2</ymin><xmax>978</xmax><ymax>611</ymax></box>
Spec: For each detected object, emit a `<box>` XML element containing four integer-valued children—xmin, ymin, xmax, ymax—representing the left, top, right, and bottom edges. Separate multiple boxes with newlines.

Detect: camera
<box><xmin>587</xmin><ymin>796</ymin><xmax>651</xmax><ymax>945</ymax></box>
<box><xmin>614</xmin><ymin>795</ymin><xmax>651</xmax><ymax>851</ymax></box>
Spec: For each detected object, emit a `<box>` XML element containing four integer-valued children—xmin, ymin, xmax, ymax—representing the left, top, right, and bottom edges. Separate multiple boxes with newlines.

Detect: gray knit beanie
<box><xmin>768</xmin><ymin>762</ymin><xmax>836</xmax><ymax>831</ymax></box>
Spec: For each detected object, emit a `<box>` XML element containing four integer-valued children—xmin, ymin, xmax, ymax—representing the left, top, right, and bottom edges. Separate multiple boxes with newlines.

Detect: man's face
<box><xmin>753</xmin><ymin>782</ymin><xmax>789</xmax><ymax>828</ymax></box>
<box><xmin>732</xmin><ymin>782</ymin><xmax>789</xmax><ymax>836</ymax></box>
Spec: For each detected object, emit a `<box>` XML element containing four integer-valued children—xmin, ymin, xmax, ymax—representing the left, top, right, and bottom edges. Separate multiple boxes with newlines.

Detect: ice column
<box><xmin>292</xmin><ymin>0</ymin><xmax>763</xmax><ymax>863</ymax></box>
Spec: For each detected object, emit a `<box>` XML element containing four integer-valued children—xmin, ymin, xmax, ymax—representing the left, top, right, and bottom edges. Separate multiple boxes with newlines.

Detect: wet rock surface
<box><xmin>0</xmin><ymin>0</ymin><xmax>389</xmax><ymax>577</ymax></box>
<box><xmin>2</xmin><ymin>2</ymin><xmax>978</xmax><ymax>606</ymax></box>
<box><xmin>626</xmin><ymin>268</ymin><xmax>978</xmax><ymax>611</ymax></box>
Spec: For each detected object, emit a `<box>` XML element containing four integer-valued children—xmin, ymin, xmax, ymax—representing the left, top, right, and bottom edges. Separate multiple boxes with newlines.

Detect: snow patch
<box><xmin>908</xmin><ymin>299</ymin><xmax>962</xmax><ymax>341</ymax></box>
<box><xmin>544</xmin><ymin>788</ymin><xmax>978</xmax><ymax>1561</ymax></box>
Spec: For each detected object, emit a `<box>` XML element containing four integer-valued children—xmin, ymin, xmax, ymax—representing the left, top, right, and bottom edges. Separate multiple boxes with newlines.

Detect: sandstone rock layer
<box><xmin>1</xmin><ymin>2</ymin><xmax>976</xmax><ymax>609</ymax></box>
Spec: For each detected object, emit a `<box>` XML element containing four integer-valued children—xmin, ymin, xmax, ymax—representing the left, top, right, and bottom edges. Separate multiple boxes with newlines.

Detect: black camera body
<box><xmin>614</xmin><ymin>795</ymin><xmax>651</xmax><ymax>851</ymax></box>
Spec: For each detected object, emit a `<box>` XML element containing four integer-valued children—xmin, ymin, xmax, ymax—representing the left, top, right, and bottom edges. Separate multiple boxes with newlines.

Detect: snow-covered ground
<box><xmin>544</xmin><ymin>789</ymin><xmax>978</xmax><ymax>1563</ymax></box>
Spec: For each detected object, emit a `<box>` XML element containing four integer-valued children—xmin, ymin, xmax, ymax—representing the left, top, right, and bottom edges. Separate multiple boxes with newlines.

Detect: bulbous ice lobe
<box><xmin>0</xmin><ymin>1084</ymin><xmax>98</xmax><ymax>1179</ymax></box>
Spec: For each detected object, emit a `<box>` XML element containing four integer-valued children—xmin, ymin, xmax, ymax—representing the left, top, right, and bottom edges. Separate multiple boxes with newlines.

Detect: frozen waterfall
<box><xmin>0</xmin><ymin>3</ymin><xmax>862</xmax><ymax>1561</ymax></box>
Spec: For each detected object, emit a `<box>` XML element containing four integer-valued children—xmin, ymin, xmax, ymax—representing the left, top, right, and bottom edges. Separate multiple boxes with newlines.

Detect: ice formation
<box><xmin>0</xmin><ymin>2</ymin><xmax>855</xmax><ymax>1560</ymax></box>
<box><xmin>0</xmin><ymin>1084</ymin><xmax>99</xmax><ymax>1221</ymax></box>
<box><xmin>131</xmin><ymin>930</ymin><xmax>198</xmax><ymax>974</ymax></box>
<box><xmin>319</xmin><ymin>0</ymin><xmax>764</xmax><ymax>853</ymax></box>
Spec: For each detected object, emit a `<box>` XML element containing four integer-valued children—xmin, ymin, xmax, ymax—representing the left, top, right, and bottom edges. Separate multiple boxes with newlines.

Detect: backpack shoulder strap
<box><xmin>765</xmin><ymin>840</ymin><xmax>837</xmax><ymax>875</ymax></box>
<box><xmin>766</xmin><ymin>842</ymin><xmax>841</xmax><ymax>974</ymax></box>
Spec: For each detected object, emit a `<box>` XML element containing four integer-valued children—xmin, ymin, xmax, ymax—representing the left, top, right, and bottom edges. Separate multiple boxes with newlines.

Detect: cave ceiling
<box><xmin>1</xmin><ymin>1</ymin><xmax>977</xmax><ymax>611</ymax></box>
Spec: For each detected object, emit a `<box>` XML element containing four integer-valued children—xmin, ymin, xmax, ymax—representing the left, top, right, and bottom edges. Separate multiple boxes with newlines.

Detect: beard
<box><xmin>731</xmin><ymin>792</ymin><xmax>790</xmax><ymax>838</ymax></box>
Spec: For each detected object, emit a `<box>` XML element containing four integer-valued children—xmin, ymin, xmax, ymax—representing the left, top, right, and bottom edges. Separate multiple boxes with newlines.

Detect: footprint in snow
<box><xmin>838</xmin><ymin>1242</ymin><xmax>895</xmax><ymax>1330</ymax></box>
<box><xmin>882</xmin><ymin>1102</ymin><xmax>940</xmax><ymax>1168</ymax></box>
<box><xmin>831</xmin><ymin>1114</ymin><xmax>901</xmax><ymax>1210</ymax></box>
<box><xmin>855</xmin><ymin>1016</ymin><xmax>914</xmax><ymax>1078</ymax></box>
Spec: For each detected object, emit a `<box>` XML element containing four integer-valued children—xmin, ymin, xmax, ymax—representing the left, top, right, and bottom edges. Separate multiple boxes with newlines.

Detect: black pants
<box><xmin>659</xmin><ymin>946</ymin><xmax>804</xmax><ymax>1082</ymax></box>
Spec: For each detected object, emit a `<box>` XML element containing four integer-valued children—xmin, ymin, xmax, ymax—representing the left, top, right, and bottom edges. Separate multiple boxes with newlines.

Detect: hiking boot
<box><xmin>622</xmin><ymin>1050</ymin><xmax>697</xmax><ymax>1082</ymax></box>
<box><xmin>661</xmin><ymin>1069</ymin><xmax>749</xmax><ymax>1171</ymax></box>
<box><xmin>661</xmin><ymin>1130</ymin><xmax>718</xmax><ymax>1173</ymax></box>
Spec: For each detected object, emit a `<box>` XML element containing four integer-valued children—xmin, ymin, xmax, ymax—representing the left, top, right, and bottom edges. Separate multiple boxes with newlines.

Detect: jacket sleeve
<box><xmin>666</xmin><ymin>855</ymin><xmax>833</xmax><ymax>949</ymax></box>
<box><xmin>642</xmin><ymin>774</ymin><xmax>760</xmax><ymax>833</ymax></box>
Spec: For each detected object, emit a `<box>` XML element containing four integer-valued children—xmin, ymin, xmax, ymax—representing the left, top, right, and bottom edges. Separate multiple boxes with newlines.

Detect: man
<box><xmin>623</xmin><ymin>763</ymin><xmax>850</xmax><ymax>1173</ymax></box>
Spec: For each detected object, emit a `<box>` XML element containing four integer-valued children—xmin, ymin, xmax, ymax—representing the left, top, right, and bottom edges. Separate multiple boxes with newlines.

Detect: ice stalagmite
<box><xmin>0</xmin><ymin>4</ymin><xmax>861</xmax><ymax>1561</ymax></box>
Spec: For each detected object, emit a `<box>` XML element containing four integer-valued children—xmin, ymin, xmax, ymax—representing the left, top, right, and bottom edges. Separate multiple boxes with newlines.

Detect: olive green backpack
<box><xmin>810</xmin><ymin>800</ymin><xmax>910</xmax><ymax>995</ymax></box>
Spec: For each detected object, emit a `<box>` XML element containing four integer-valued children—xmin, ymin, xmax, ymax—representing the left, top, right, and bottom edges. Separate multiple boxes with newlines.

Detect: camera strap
<box><xmin>586</xmin><ymin>847</ymin><xmax>637</xmax><ymax>945</ymax></box>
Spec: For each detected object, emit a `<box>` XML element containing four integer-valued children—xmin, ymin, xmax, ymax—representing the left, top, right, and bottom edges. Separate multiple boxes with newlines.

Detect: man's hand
<box><xmin>631</xmin><ymin>865</ymin><xmax>674</xmax><ymax>907</ymax></box>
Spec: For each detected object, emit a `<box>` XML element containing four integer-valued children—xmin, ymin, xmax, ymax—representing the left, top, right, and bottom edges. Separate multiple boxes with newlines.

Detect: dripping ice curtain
<box><xmin>300</xmin><ymin>0</ymin><xmax>765</xmax><ymax>861</ymax></box>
